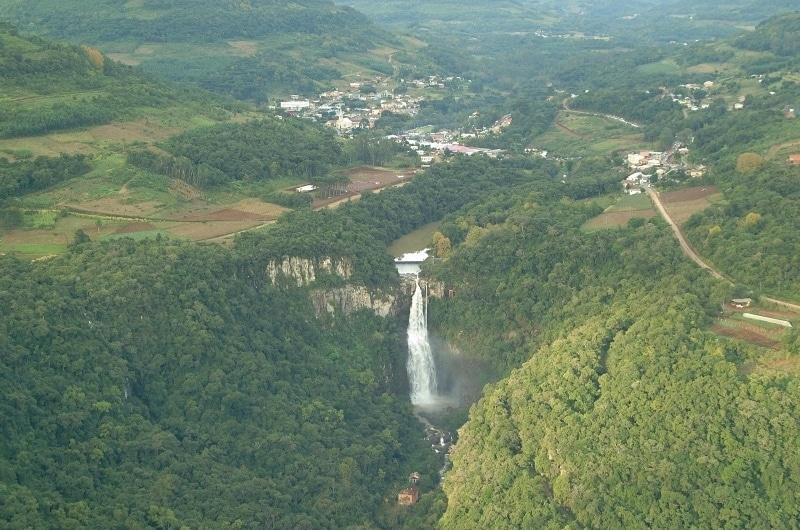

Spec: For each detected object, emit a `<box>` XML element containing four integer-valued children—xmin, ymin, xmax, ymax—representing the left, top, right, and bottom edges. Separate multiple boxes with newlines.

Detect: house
<box><xmin>733</xmin><ymin>103</ymin><xmax>744</xmax><ymax>110</ymax></box>
<box><xmin>731</xmin><ymin>298</ymin><xmax>752</xmax><ymax>309</ymax></box>
<box><xmin>689</xmin><ymin>165</ymin><xmax>707</xmax><ymax>178</ymax></box>
<box><xmin>296</xmin><ymin>185</ymin><xmax>318</xmax><ymax>193</ymax></box>
<box><xmin>398</xmin><ymin>487</ymin><xmax>420</xmax><ymax>506</ymax></box>
<box><xmin>334</xmin><ymin>116</ymin><xmax>354</xmax><ymax>132</ymax></box>
<box><xmin>789</xmin><ymin>154</ymin><xmax>800</xmax><ymax>166</ymax></box>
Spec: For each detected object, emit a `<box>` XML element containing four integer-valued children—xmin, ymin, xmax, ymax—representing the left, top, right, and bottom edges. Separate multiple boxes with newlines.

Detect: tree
<box><xmin>71</xmin><ymin>229</ymin><xmax>90</xmax><ymax>245</ymax></box>
<box><xmin>736</xmin><ymin>152</ymin><xmax>764</xmax><ymax>173</ymax></box>
<box><xmin>432</xmin><ymin>231</ymin><xmax>452</xmax><ymax>258</ymax></box>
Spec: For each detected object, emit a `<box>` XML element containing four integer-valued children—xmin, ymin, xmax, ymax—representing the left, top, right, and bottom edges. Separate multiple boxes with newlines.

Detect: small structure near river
<box><xmin>398</xmin><ymin>472</ymin><xmax>422</xmax><ymax>506</ymax></box>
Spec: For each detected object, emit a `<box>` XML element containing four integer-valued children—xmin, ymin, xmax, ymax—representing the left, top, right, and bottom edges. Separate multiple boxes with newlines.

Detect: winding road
<box><xmin>647</xmin><ymin>187</ymin><xmax>800</xmax><ymax>311</ymax></box>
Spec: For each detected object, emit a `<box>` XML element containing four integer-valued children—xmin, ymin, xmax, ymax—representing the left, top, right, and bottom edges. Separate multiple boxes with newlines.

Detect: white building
<box><xmin>280</xmin><ymin>100</ymin><xmax>311</xmax><ymax>112</ymax></box>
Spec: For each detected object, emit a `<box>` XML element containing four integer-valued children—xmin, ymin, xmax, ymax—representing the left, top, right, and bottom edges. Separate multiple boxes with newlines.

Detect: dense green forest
<box><xmin>3</xmin><ymin>2</ymin><xmax>800</xmax><ymax>529</ymax></box>
<box><xmin>0</xmin><ymin>152</ymin><xmax>607</xmax><ymax>528</ymax></box>
<box><xmin>128</xmin><ymin>118</ymin><xmax>344</xmax><ymax>187</ymax></box>
<box><xmin>0</xmin><ymin>155</ymin><xmax>91</xmax><ymax>204</ymax></box>
<box><xmin>737</xmin><ymin>13</ymin><xmax>800</xmax><ymax>56</ymax></box>
<box><xmin>685</xmin><ymin>162</ymin><xmax>800</xmax><ymax>299</ymax></box>
<box><xmin>423</xmin><ymin>188</ymin><xmax>800</xmax><ymax>527</ymax></box>
<box><xmin>0</xmin><ymin>238</ymin><xmax>441</xmax><ymax>529</ymax></box>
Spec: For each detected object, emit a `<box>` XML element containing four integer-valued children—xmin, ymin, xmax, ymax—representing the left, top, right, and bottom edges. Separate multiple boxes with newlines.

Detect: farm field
<box><xmin>582</xmin><ymin>193</ymin><xmax>656</xmax><ymax>231</ymax></box>
<box><xmin>0</xmin><ymin>106</ymin><xmax>248</xmax><ymax>159</ymax></box>
<box><xmin>341</xmin><ymin>165</ymin><xmax>415</xmax><ymax>193</ymax></box>
<box><xmin>1</xmin><ymin>160</ymin><xmax>419</xmax><ymax>258</ymax></box>
<box><xmin>533</xmin><ymin>111</ymin><xmax>653</xmax><ymax>158</ymax></box>
<box><xmin>713</xmin><ymin>300</ymin><xmax>798</xmax><ymax>354</ymax></box>
<box><xmin>659</xmin><ymin>185</ymin><xmax>722</xmax><ymax>225</ymax></box>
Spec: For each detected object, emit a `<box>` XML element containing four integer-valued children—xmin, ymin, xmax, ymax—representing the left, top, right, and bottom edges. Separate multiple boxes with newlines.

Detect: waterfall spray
<box><xmin>407</xmin><ymin>278</ymin><xmax>438</xmax><ymax>405</ymax></box>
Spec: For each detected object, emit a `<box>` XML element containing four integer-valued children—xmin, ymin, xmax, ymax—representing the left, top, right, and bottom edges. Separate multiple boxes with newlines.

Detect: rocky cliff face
<box><xmin>310</xmin><ymin>275</ymin><xmax>419</xmax><ymax>318</ymax></box>
<box><xmin>266</xmin><ymin>258</ymin><xmax>435</xmax><ymax>318</ymax></box>
<box><xmin>310</xmin><ymin>286</ymin><xmax>397</xmax><ymax>318</ymax></box>
<box><xmin>266</xmin><ymin>257</ymin><xmax>353</xmax><ymax>287</ymax></box>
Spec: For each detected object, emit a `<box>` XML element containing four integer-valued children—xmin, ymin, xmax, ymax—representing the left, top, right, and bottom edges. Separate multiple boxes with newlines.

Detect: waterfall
<box><xmin>407</xmin><ymin>278</ymin><xmax>438</xmax><ymax>405</ymax></box>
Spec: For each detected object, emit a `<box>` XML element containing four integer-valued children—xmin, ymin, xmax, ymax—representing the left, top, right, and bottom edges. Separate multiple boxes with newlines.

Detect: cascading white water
<box><xmin>407</xmin><ymin>278</ymin><xmax>438</xmax><ymax>405</ymax></box>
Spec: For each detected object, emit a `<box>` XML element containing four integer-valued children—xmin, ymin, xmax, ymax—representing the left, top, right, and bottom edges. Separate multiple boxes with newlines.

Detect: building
<box><xmin>789</xmin><ymin>154</ymin><xmax>800</xmax><ymax>166</ymax></box>
<box><xmin>743</xmin><ymin>313</ymin><xmax>793</xmax><ymax>328</ymax></box>
<box><xmin>296</xmin><ymin>185</ymin><xmax>318</xmax><ymax>193</ymax></box>
<box><xmin>398</xmin><ymin>487</ymin><xmax>420</xmax><ymax>506</ymax></box>
<box><xmin>731</xmin><ymin>298</ymin><xmax>752</xmax><ymax>309</ymax></box>
<box><xmin>280</xmin><ymin>100</ymin><xmax>311</xmax><ymax>113</ymax></box>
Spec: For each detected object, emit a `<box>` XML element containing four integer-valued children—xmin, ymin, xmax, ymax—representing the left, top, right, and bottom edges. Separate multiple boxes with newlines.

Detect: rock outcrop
<box><xmin>266</xmin><ymin>257</ymin><xmax>353</xmax><ymax>287</ymax></box>
<box><xmin>310</xmin><ymin>286</ymin><xmax>398</xmax><ymax>318</ymax></box>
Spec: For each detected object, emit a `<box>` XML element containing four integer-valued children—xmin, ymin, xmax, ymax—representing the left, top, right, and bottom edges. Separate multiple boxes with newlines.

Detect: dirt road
<box><xmin>648</xmin><ymin>188</ymin><xmax>800</xmax><ymax>310</ymax></box>
<box><xmin>647</xmin><ymin>188</ymin><xmax>730</xmax><ymax>283</ymax></box>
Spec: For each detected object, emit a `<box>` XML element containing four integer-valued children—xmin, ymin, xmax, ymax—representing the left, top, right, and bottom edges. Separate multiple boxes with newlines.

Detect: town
<box><xmin>275</xmin><ymin>74</ymin><xmax>508</xmax><ymax>169</ymax></box>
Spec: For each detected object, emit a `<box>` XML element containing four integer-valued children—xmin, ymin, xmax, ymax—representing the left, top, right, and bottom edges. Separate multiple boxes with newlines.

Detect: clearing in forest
<box><xmin>659</xmin><ymin>186</ymin><xmax>722</xmax><ymax>225</ymax></box>
<box><xmin>582</xmin><ymin>193</ymin><xmax>656</xmax><ymax>231</ymax></box>
<box><xmin>714</xmin><ymin>300</ymin><xmax>799</xmax><ymax>354</ymax></box>
<box><xmin>342</xmin><ymin>166</ymin><xmax>415</xmax><ymax>193</ymax></box>
<box><xmin>534</xmin><ymin>112</ymin><xmax>652</xmax><ymax>157</ymax></box>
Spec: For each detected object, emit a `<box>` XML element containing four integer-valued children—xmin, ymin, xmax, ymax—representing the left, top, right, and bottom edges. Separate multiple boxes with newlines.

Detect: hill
<box><xmin>0</xmin><ymin>23</ymin><xmax>227</xmax><ymax>140</ymax></box>
<box><xmin>0</xmin><ymin>0</ymin><xmax>431</xmax><ymax>101</ymax></box>
<box><xmin>421</xmin><ymin>164</ymin><xmax>800</xmax><ymax>528</ymax></box>
<box><xmin>736</xmin><ymin>12</ymin><xmax>800</xmax><ymax>56</ymax></box>
<box><xmin>0</xmin><ymin>24</ymin><xmax>307</xmax><ymax>257</ymax></box>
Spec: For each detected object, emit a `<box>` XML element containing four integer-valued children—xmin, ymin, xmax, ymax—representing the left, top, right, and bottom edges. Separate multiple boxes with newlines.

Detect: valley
<box><xmin>1</xmin><ymin>2</ymin><xmax>800</xmax><ymax>529</ymax></box>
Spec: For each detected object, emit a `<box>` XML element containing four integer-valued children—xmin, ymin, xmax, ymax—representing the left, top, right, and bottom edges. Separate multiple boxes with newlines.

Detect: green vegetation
<box><xmin>685</xmin><ymin>162</ymin><xmax>800</xmax><ymax>299</ymax></box>
<box><xmin>0</xmin><ymin>155</ymin><xmax>90</xmax><ymax>203</ymax></box>
<box><xmin>0</xmin><ymin>24</ymin><xmax>224</xmax><ymax>138</ymax></box>
<box><xmin>421</xmin><ymin>183</ymin><xmax>800</xmax><ymax>527</ymax></box>
<box><xmin>0</xmin><ymin>239</ymin><xmax>439</xmax><ymax>528</ymax></box>
<box><xmin>737</xmin><ymin>13</ymin><xmax>800</xmax><ymax>56</ymax></box>
<box><xmin>4</xmin><ymin>3</ymin><xmax>800</xmax><ymax>529</ymax></box>
<box><xmin>130</xmin><ymin>118</ymin><xmax>343</xmax><ymax>187</ymax></box>
<box><xmin>0</xmin><ymin>0</ymin><xmax>429</xmax><ymax>101</ymax></box>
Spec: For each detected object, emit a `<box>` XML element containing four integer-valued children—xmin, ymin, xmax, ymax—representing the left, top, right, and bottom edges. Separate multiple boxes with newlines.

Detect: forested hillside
<box><xmin>128</xmin><ymin>118</ymin><xmax>344</xmax><ymax>188</ymax></box>
<box><xmin>424</xmin><ymin>185</ymin><xmax>800</xmax><ymax>528</ymax></box>
<box><xmin>0</xmin><ymin>238</ymin><xmax>443</xmax><ymax>529</ymax></box>
<box><xmin>0</xmin><ymin>24</ymin><xmax>219</xmax><ymax>138</ymax></box>
<box><xmin>0</xmin><ymin>152</ymin><xmax>602</xmax><ymax>528</ymax></box>
<box><xmin>3</xmin><ymin>2</ymin><xmax>800</xmax><ymax>529</ymax></box>
<box><xmin>0</xmin><ymin>0</ymin><xmax>419</xmax><ymax>100</ymax></box>
<box><xmin>0</xmin><ymin>0</ymin><xmax>375</xmax><ymax>43</ymax></box>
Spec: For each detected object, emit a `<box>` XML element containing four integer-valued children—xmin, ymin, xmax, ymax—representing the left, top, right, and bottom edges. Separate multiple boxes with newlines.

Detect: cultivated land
<box><xmin>534</xmin><ymin>111</ymin><xmax>652</xmax><ymax>157</ymax></box>
<box><xmin>582</xmin><ymin>193</ymin><xmax>657</xmax><ymax>231</ymax></box>
<box><xmin>1</xmin><ymin>160</ymin><xmax>421</xmax><ymax>257</ymax></box>
<box><xmin>659</xmin><ymin>185</ymin><xmax>722</xmax><ymax>225</ymax></box>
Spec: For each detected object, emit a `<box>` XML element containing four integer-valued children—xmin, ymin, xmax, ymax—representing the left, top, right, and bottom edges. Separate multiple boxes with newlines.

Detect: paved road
<box><xmin>648</xmin><ymin>188</ymin><xmax>800</xmax><ymax>310</ymax></box>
